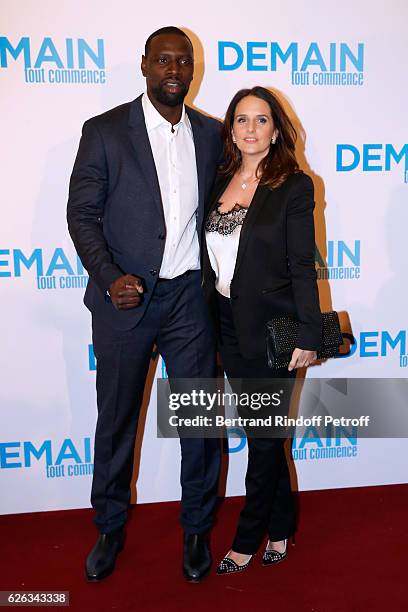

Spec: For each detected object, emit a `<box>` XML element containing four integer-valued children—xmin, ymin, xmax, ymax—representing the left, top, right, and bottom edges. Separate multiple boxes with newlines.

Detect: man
<box><xmin>67</xmin><ymin>26</ymin><xmax>222</xmax><ymax>582</ymax></box>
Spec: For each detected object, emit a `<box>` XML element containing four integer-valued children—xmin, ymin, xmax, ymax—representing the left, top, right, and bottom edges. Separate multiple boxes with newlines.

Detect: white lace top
<box><xmin>205</xmin><ymin>203</ymin><xmax>248</xmax><ymax>298</ymax></box>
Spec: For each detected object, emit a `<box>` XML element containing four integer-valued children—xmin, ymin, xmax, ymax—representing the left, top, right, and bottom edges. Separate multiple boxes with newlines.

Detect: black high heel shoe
<box><xmin>216</xmin><ymin>551</ymin><xmax>254</xmax><ymax>575</ymax></box>
<box><xmin>262</xmin><ymin>538</ymin><xmax>290</xmax><ymax>566</ymax></box>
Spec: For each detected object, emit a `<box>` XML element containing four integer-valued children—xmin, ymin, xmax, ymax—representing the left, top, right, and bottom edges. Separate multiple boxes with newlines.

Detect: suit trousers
<box><xmin>217</xmin><ymin>293</ymin><xmax>296</xmax><ymax>554</ymax></box>
<box><xmin>90</xmin><ymin>270</ymin><xmax>221</xmax><ymax>534</ymax></box>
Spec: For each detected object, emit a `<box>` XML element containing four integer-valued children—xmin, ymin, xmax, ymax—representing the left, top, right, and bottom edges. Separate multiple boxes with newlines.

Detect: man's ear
<box><xmin>141</xmin><ymin>55</ymin><xmax>147</xmax><ymax>77</ymax></box>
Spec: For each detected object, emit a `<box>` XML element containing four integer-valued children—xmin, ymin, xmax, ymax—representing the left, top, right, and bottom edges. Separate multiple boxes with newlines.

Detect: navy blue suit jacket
<box><xmin>67</xmin><ymin>94</ymin><xmax>222</xmax><ymax>330</ymax></box>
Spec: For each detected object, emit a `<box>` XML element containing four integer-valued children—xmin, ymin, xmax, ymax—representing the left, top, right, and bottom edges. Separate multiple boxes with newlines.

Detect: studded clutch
<box><xmin>266</xmin><ymin>311</ymin><xmax>343</xmax><ymax>369</ymax></box>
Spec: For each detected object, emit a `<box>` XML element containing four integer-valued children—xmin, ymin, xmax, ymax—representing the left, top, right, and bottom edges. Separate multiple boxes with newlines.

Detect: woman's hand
<box><xmin>288</xmin><ymin>348</ymin><xmax>317</xmax><ymax>371</ymax></box>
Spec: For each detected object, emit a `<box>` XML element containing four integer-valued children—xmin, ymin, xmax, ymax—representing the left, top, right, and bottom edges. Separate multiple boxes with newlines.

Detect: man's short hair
<box><xmin>144</xmin><ymin>26</ymin><xmax>193</xmax><ymax>57</ymax></box>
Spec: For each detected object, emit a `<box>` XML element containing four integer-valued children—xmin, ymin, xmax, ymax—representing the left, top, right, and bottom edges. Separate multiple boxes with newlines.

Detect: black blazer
<box><xmin>67</xmin><ymin>94</ymin><xmax>222</xmax><ymax>330</ymax></box>
<box><xmin>202</xmin><ymin>171</ymin><xmax>322</xmax><ymax>360</ymax></box>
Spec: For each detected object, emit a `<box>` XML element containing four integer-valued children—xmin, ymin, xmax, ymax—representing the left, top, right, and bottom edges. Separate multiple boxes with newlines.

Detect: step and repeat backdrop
<box><xmin>1</xmin><ymin>0</ymin><xmax>407</xmax><ymax>514</ymax></box>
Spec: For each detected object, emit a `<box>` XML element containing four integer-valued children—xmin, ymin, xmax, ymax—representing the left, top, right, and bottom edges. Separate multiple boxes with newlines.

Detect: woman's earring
<box><xmin>271</xmin><ymin>136</ymin><xmax>276</xmax><ymax>144</ymax></box>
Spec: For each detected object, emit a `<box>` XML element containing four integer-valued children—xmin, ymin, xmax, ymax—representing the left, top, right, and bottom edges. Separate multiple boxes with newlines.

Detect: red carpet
<box><xmin>1</xmin><ymin>485</ymin><xmax>406</xmax><ymax>611</ymax></box>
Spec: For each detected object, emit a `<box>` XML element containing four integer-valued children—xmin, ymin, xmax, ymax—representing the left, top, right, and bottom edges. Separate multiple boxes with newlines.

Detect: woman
<box><xmin>202</xmin><ymin>86</ymin><xmax>322</xmax><ymax>574</ymax></box>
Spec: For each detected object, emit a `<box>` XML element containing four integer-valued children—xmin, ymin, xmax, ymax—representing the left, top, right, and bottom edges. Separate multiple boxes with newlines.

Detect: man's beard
<box><xmin>151</xmin><ymin>82</ymin><xmax>188</xmax><ymax>107</ymax></box>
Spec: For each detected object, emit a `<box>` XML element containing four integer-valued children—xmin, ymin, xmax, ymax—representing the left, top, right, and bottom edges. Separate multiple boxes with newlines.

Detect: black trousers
<box><xmin>91</xmin><ymin>270</ymin><xmax>221</xmax><ymax>534</ymax></box>
<box><xmin>217</xmin><ymin>293</ymin><xmax>296</xmax><ymax>554</ymax></box>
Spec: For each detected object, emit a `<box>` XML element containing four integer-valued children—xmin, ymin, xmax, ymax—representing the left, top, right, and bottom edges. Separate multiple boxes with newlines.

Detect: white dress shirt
<box><xmin>142</xmin><ymin>93</ymin><xmax>200</xmax><ymax>279</ymax></box>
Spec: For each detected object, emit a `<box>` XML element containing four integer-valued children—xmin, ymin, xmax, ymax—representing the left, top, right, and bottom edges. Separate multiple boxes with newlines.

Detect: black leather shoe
<box><xmin>183</xmin><ymin>533</ymin><xmax>211</xmax><ymax>582</ymax></box>
<box><xmin>85</xmin><ymin>527</ymin><xmax>125</xmax><ymax>582</ymax></box>
<box><xmin>217</xmin><ymin>552</ymin><xmax>254</xmax><ymax>575</ymax></box>
<box><xmin>262</xmin><ymin>538</ymin><xmax>289</xmax><ymax>566</ymax></box>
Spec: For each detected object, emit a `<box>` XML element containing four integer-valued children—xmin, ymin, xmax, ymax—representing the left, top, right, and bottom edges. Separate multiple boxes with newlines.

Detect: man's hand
<box><xmin>288</xmin><ymin>348</ymin><xmax>317</xmax><ymax>371</ymax></box>
<box><xmin>109</xmin><ymin>274</ymin><xmax>144</xmax><ymax>310</ymax></box>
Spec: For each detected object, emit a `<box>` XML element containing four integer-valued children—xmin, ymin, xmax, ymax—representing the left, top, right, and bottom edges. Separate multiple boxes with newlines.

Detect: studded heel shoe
<box><xmin>216</xmin><ymin>552</ymin><xmax>253</xmax><ymax>575</ymax></box>
<box><xmin>262</xmin><ymin>539</ymin><xmax>288</xmax><ymax>566</ymax></box>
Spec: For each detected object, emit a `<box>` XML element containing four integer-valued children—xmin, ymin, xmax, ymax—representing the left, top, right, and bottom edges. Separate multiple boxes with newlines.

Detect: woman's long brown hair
<box><xmin>221</xmin><ymin>86</ymin><xmax>299</xmax><ymax>188</ymax></box>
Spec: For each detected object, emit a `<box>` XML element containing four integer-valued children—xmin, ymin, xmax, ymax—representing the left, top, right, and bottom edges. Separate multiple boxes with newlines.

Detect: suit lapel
<box><xmin>233</xmin><ymin>184</ymin><xmax>270</xmax><ymax>277</ymax></box>
<box><xmin>186</xmin><ymin>108</ymin><xmax>206</xmax><ymax>232</ymax></box>
<box><xmin>205</xmin><ymin>174</ymin><xmax>230</xmax><ymax>220</ymax></box>
<box><xmin>204</xmin><ymin>176</ymin><xmax>270</xmax><ymax>278</ymax></box>
<box><xmin>127</xmin><ymin>96</ymin><xmax>164</xmax><ymax>220</ymax></box>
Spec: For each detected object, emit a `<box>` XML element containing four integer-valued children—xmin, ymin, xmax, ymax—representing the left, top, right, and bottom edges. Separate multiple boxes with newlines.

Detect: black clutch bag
<box><xmin>266</xmin><ymin>311</ymin><xmax>343</xmax><ymax>369</ymax></box>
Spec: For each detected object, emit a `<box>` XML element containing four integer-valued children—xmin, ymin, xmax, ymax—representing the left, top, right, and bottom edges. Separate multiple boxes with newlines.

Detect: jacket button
<box><xmin>158</xmin><ymin>234</ymin><xmax>165</xmax><ymax>240</ymax></box>
<box><xmin>150</xmin><ymin>269</ymin><xmax>157</xmax><ymax>276</ymax></box>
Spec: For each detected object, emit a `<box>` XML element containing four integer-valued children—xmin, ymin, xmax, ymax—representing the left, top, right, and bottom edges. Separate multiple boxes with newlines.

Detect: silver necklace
<box><xmin>239</xmin><ymin>175</ymin><xmax>257</xmax><ymax>190</ymax></box>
